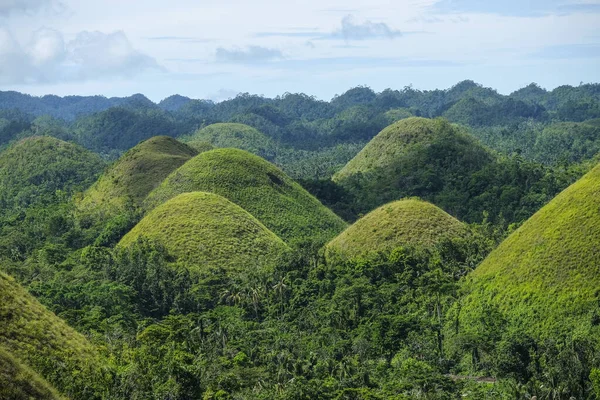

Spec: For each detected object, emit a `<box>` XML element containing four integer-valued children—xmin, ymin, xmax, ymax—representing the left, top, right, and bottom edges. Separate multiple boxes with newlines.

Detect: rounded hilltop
<box><xmin>332</xmin><ymin>117</ymin><xmax>494</xmax><ymax>213</ymax></box>
<box><xmin>186</xmin><ymin>123</ymin><xmax>275</xmax><ymax>157</ymax></box>
<box><xmin>0</xmin><ymin>136</ymin><xmax>105</xmax><ymax>211</ymax></box>
<box><xmin>326</xmin><ymin>198</ymin><xmax>468</xmax><ymax>259</ymax></box>
<box><xmin>78</xmin><ymin>136</ymin><xmax>199</xmax><ymax>218</ymax></box>
<box><xmin>119</xmin><ymin>192</ymin><xmax>290</xmax><ymax>272</ymax></box>
<box><xmin>145</xmin><ymin>148</ymin><xmax>347</xmax><ymax>246</ymax></box>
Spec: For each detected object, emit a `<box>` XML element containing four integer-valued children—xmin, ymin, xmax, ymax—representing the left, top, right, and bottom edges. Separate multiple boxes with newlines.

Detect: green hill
<box><xmin>0</xmin><ymin>347</ymin><xmax>65</xmax><ymax>400</ymax></box>
<box><xmin>145</xmin><ymin>148</ymin><xmax>347</xmax><ymax>246</ymax></box>
<box><xmin>77</xmin><ymin>136</ymin><xmax>198</xmax><ymax>219</ymax></box>
<box><xmin>332</xmin><ymin>117</ymin><xmax>494</xmax><ymax>216</ymax></box>
<box><xmin>0</xmin><ymin>272</ymin><xmax>108</xmax><ymax>399</ymax></box>
<box><xmin>120</xmin><ymin>192</ymin><xmax>289</xmax><ymax>272</ymax></box>
<box><xmin>458</xmin><ymin>162</ymin><xmax>600</xmax><ymax>338</ymax></box>
<box><xmin>186</xmin><ymin>123</ymin><xmax>276</xmax><ymax>158</ymax></box>
<box><xmin>0</xmin><ymin>136</ymin><xmax>105</xmax><ymax>213</ymax></box>
<box><xmin>326</xmin><ymin>199</ymin><xmax>468</xmax><ymax>259</ymax></box>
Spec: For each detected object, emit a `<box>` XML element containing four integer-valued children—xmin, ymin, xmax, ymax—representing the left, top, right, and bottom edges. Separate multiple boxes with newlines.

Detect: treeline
<box><xmin>2</xmin><ymin>81</ymin><xmax>600</xmax><ymax>167</ymax></box>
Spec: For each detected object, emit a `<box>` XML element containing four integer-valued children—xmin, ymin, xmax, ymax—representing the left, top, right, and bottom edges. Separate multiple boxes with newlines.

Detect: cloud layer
<box><xmin>0</xmin><ymin>0</ymin><xmax>60</xmax><ymax>16</ymax></box>
<box><xmin>0</xmin><ymin>28</ymin><xmax>162</xmax><ymax>84</ymax></box>
<box><xmin>215</xmin><ymin>46</ymin><xmax>283</xmax><ymax>63</ymax></box>
<box><xmin>331</xmin><ymin>15</ymin><xmax>402</xmax><ymax>40</ymax></box>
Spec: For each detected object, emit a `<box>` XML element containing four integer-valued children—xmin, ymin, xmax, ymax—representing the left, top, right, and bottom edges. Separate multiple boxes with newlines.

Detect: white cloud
<box><xmin>68</xmin><ymin>31</ymin><xmax>163</xmax><ymax>79</ymax></box>
<box><xmin>331</xmin><ymin>15</ymin><xmax>402</xmax><ymax>40</ymax></box>
<box><xmin>0</xmin><ymin>28</ymin><xmax>162</xmax><ymax>84</ymax></box>
<box><xmin>215</xmin><ymin>46</ymin><xmax>283</xmax><ymax>63</ymax></box>
<box><xmin>28</xmin><ymin>28</ymin><xmax>65</xmax><ymax>66</ymax></box>
<box><xmin>0</xmin><ymin>0</ymin><xmax>61</xmax><ymax>16</ymax></box>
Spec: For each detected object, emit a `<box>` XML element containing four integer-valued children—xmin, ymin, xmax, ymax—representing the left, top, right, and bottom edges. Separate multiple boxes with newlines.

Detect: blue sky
<box><xmin>0</xmin><ymin>0</ymin><xmax>599</xmax><ymax>101</ymax></box>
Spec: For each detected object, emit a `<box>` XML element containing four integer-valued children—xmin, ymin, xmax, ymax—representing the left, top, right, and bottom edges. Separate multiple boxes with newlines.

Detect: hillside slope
<box><xmin>145</xmin><ymin>148</ymin><xmax>347</xmax><ymax>246</ymax></box>
<box><xmin>458</xmin><ymin>162</ymin><xmax>600</xmax><ymax>337</ymax></box>
<box><xmin>326</xmin><ymin>199</ymin><xmax>468</xmax><ymax>259</ymax></box>
<box><xmin>120</xmin><ymin>192</ymin><xmax>289</xmax><ymax>272</ymax></box>
<box><xmin>0</xmin><ymin>272</ymin><xmax>108</xmax><ymax>399</ymax></box>
<box><xmin>333</xmin><ymin>118</ymin><xmax>494</xmax><ymax>215</ymax></box>
<box><xmin>0</xmin><ymin>347</ymin><xmax>65</xmax><ymax>400</ymax></box>
<box><xmin>78</xmin><ymin>136</ymin><xmax>198</xmax><ymax>220</ymax></box>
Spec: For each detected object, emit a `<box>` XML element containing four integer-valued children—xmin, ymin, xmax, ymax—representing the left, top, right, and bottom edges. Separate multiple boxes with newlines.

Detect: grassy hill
<box><xmin>145</xmin><ymin>148</ymin><xmax>347</xmax><ymax>246</ymax></box>
<box><xmin>77</xmin><ymin>136</ymin><xmax>198</xmax><ymax>219</ymax></box>
<box><xmin>332</xmin><ymin>117</ymin><xmax>496</xmax><ymax>217</ymax></box>
<box><xmin>0</xmin><ymin>347</ymin><xmax>65</xmax><ymax>400</ymax></box>
<box><xmin>120</xmin><ymin>192</ymin><xmax>289</xmax><ymax>272</ymax></box>
<box><xmin>326</xmin><ymin>199</ymin><xmax>468</xmax><ymax>259</ymax></box>
<box><xmin>0</xmin><ymin>272</ymin><xmax>108</xmax><ymax>399</ymax></box>
<box><xmin>0</xmin><ymin>136</ymin><xmax>105</xmax><ymax>213</ymax></box>
<box><xmin>186</xmin><ymin>123</ymin><xmax>276</xmax><ymax>159</ymax></box>
<box><xmin>458</xmin><ymin>162</ymin><xmax>600</xmax><ymax>338</ymax></box>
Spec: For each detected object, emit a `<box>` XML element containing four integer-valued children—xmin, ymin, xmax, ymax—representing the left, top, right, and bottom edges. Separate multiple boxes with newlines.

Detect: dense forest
<box><xmin>1</xmin><ymin>81</ymin><xmax>599</xmax><ymax>400</ymax></box>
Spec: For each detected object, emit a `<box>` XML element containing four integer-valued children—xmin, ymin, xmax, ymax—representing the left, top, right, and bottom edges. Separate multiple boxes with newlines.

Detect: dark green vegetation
<box><xmin>333</xmin><ymin>117</ymin><xmax>584</xmax><ymax>224</ymax></box>
<box><xmin>0</xmin><ymin>272</ymin><xmax>108</xmax><ymax>399</ymax></box>
<box><xmin>145</xmin><ymin>148</ymin><xmax>348</xmax><ymax>246</ymax></box>
<box><xmin>78</xmin><ymin>136</ymin><xmax>197</xmax><ymax>222</ymax></box>
<box><xmin>0</xmin><ymin>136</ymin><xmax>105</xmax><ymax>259</ymax></box>
<box><xmin>0</xmin><ymin>347</ymin><xmax>64</xmax><ymax>400</ymax></box>
<box><xmin>326</xmin><ymin>199</ymin><xmax>468</xmax><ymax>259</ymax></box>
<box><xmin>1</xmin><ymin>82</ymin><xmax>600</xmax><ymax>399</ymax></box>
<box><xmin>185</xmin><ymin>123</ymin><xmax>276</xmax><ymax>159</ymax></box>
<box><xmin>458</xmin><ymin>162</ymin><xmax>600</xmax><ymax>337</ymax></box>
<box><xmin>120</xmin><ymin>192</ymin><xmax>289</xmax><ymax>272</ymax></box>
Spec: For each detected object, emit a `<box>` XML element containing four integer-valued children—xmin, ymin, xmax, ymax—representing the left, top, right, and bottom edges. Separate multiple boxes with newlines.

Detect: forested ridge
<box><xmin>0</xmin><ymin>81</ymin><xmax>599</xmax><ymax>399</ymax></box>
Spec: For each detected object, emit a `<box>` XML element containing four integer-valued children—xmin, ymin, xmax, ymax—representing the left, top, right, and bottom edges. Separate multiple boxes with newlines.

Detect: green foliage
<box><xmin>145</xmin><ymin>148</ymin><xmax>348</xmax><ymax>246</ymax></box>
<box><xmin>326</xmin><ymin>199</ymin><xmax>469</xmax><ymax>260</ymax></box>
<box><xmin>120</xmin><ymin>192</ymin><xmax>290</xmax><ymax>272</ymax></box>
<box><xmin>77</xmin><ymin>136</ymin><xmax>197</xmax><ymax>224</ymax></box>
<box><xmin>0</xmin><ymin>347</ymin><xmax>65</xmax><ymax>400</ymax></box>
<box><xmin>0</xmin><ymin>272</ymin><xmax>109</xmax><ymax>399</ymax></box>
<box><xmin>186</xmin><ymin>123</ymin><xmax>277</xmax><ymax>160</ymax></box>
<box><xmin>0</xmin><ymin>136</ymin><xmax>105</xmax><ymax>213</ymax></box>
<box><xmin>333</xmin><ymin>117</ymin><xmax>581</xmax><ymax>225</ymax></box>
<box><xmin>458</xmin><ymin>162</ymin><xmax>600</xmax><ymax>338</ymax></box>
<box><xmin>74</xmin><ymin>107</ymin><xmax>184</xmax><ymax>153</ymax></box>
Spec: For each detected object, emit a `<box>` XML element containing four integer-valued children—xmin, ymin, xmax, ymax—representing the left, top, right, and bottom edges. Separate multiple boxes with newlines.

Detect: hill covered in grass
<box><xmin>77</xmin><ymin>136</ymin><xmax>198</xmax><ymax>220</ymax></box>
<box><xmin>0</xmin><ymin>347</ymin><xmax>65</xmax><ymax>400</ymax></box>
<box><xmin>326</xmin><ymin>199</ymin><xmax>468</xmax><ymax>259</ymax></box>
<box><xmin>120</xmin><ymin>192</ymin><xmax>289</xmax><ymax>272</ymax></box>
<box><xmin>457</xmin><ymin>162</ymin><xmax>600</xmax><ymax>338</ymax></box>
<box><xmin>0</xmin><ymin>136</ymin><xmax>105</xmax><ymax>213</ymax></box>
<box><xmin>0</xmin><ymin>272</ymin><xmax>108</xmax><ymax>399</ymax></box>
<box><xmin>331</xmin><ymin>117</ymin><xmax>574</xmax><ymax>224</ymax></box>
<box><xmin>145</xmin><ymin>148</ymin><xmax>347</xmax><ymax>246</ymax></box>
<box><xmin>186</xmin><ymin>123</ymin><xmax>276</xmax><ymax>159</ymax></box>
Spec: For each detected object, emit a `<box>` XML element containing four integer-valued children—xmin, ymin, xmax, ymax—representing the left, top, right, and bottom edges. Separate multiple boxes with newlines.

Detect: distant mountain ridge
<box><xmin>0</xmin><ymin>91</ymin><xmax>194</xmax><ymax>121</ymax></box>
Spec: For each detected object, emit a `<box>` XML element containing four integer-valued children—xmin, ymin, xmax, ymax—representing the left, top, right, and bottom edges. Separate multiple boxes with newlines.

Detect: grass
<box><xmin>119</xmin><ymin>192</ymin><xmax>290</xmax><ymax>272</ymax></box>
<box><xmin>326</xmin><ymin>198</ymin><xmax>468</xmax><ymax>259</ymax></box>
<box><xmin>0</xmin><ymin>272</ymin><xmax>108</xmax><ymax>399</ymax></box>
<box><xmin>331</xmin><ymin>118</ymin><xmax>494</xmax><ymax>215</ymax></box>
<box><xmin>77</xmin><ymin>136</ymin><xmax>198</xmax><ymax>220</ymax></box>
<box><xmin>185</xmin><ymin>123</ymin><xmax>276</xmax><ymax>159</ymax></box>
<box><xmin>145</xmin><ymin>148</ymin><xmax>348</xmax><ymax>246</ymax></box>
<box><xmin>0</xmin><ymin>346</ymin><xmax>65</xmax><ymax>400</ymax></box>
<box><xmin>459</xmin><ymin>162</ymin><xmax>600</xmax><ymax>338</ymax></box>
<box><xmin>0</xmin><ymin>136</ymin><xmax>105</xmax><ymax>212</ymax></box>
<box><xmin>333</xmin><ymin>117</ymin><xmax>492</xmax><ymax>182</ymax></box>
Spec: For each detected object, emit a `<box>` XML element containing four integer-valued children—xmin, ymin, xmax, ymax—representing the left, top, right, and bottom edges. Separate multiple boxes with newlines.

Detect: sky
<box><xmin>0</xmin><ymin>0</ymin><xmax>599</xmax><ymax>102</ymax></box>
